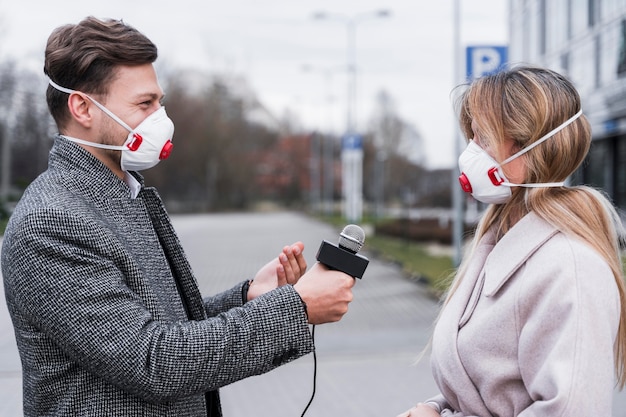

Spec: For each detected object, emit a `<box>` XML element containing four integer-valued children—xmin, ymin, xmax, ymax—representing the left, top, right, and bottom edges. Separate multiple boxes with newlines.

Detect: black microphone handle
<box><xmin>315</xmin><ymin>240</ymin><xmax>369</xmax><ymax>279</ymax></box>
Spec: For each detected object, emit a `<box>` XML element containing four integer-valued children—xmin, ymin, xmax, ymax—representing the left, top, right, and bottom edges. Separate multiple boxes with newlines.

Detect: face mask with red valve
<box><xmin>49</xmin><ymin>79</ymin><xmax>174</xmax><ymax>172</ymax></box>
<box><xmin>457</xmin><ymin>109</ymin><xmax>582</xmax><ymax>204</ymax></box>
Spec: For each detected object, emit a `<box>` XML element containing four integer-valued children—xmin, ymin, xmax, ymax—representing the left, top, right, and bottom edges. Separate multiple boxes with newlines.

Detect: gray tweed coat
<box><xmin>1</xmin><ymin>138</ymin><xmax>313</xmax><ymax>416</ymax></box>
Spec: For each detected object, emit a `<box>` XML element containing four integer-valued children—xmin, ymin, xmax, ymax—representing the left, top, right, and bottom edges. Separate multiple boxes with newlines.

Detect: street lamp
<box><xmin>300</xmin><ymin>63</ymin><xmax>343</xmax><ymax>132</ymax></box>
<box><xmin>312</xmin><ymin>9</ymin><xmax>391</xmax><ymax>133</ymax></box>
<box><xmin>312</xmin><ymin>9</ymin><xmax>391</xmax><ymax>222</ymax></box>
<box><xmin>452</xmin><ymin>0</ymin><xmax>464</xmax><ymax>267</ymax></box>
<box><xmin>301</xmin><ymin>64</ymin><xmax>344</xmax><ymax>216</ymax></box>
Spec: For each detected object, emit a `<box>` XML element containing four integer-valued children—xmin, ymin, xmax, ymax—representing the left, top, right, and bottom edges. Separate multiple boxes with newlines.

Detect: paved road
<box><xmin>171</xmin><ymin>212</ymin><xmax>441</xmax><ymax>416</ymax></box>
<box><xmin>1</xmin><ymin>211</ymin><xmax>625</xmax><ymax>416</ymax></box>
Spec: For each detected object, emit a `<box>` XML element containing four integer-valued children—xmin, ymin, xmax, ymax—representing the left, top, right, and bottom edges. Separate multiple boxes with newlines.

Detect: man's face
<box><xmin>97</xmin><ymin>63</ymin><xmax>165</xmax><ymax>148</ymax></box>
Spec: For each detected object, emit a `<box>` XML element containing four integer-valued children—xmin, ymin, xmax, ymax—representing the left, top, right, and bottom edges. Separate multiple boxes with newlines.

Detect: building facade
<box><xmin>509</xmin><ymin>0</ymin><xmax>626</xmax><ymax>211</ymax></box>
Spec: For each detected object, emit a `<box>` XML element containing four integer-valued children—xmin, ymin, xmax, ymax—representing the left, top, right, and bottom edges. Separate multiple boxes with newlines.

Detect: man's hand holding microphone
<box><xmin>248</xmin><ymin>225</ymin><xmax>369</xmax><ymax>325</ymax></box>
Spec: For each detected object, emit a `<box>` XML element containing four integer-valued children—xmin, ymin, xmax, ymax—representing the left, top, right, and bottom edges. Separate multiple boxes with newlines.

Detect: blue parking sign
<box><xmin>342</xmin><ymin>133</ymin><xmax>363</xmax><ymax>150</ymax></box>
<box><xmin>466</xmin><ymin>46</ymin><xmax>508</xmax><ymax>80</ymax></box>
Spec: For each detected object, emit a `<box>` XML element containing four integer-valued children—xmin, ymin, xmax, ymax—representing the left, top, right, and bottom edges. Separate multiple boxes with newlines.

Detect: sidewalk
<box><xmin>171</xmin><ymin>211</ymin><xmax>441</xmax><ymax>416</ymax></box>
<box><xmin>0</xmin><ymin>245</ymin><xmax>21</xmax><ymax>417</ymax></box>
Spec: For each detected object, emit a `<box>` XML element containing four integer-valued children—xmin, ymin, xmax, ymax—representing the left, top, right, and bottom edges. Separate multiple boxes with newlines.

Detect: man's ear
<box><xmin>67</xmin><ymin>93</ymin><xmax>95</xmax><ymax>128</ymax></box>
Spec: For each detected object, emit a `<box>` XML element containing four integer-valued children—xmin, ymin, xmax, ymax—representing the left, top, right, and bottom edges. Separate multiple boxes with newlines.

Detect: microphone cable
<box><xmin>299</xmin><ymin>224</ymin><xmax>367</xmax><ymax>416</ymax></box>
<box><xmin>300</xmin><ymin>325</ymin><xmax>317</xmax><ymax>417</ymax></box>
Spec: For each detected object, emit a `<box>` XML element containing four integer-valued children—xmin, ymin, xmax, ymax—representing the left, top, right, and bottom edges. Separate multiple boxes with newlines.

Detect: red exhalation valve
<box><xmin>458</xmin><ymin>173</ymin><xmax>472</xmax><ymax>193</ymax></box>
<box><xmin>127</xmin><ymin>133</ymin><xmax>143</xmax><ymax>151</ymax></box>
<box><xmin>488</xmin><ymin>167</ymin><xmax>505</xmax><ymax>186</ymax></box>
<box><xmin>159</xmin><ymin>140</ymin><xmax>173</xmax><ymax>160</ymax></box>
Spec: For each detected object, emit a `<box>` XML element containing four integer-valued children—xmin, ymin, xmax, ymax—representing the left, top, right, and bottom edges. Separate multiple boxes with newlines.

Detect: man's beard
<box><xmin>99</xmin><ymin>117</ymin><xmax>124</xmax><ymax>166</ymax></box>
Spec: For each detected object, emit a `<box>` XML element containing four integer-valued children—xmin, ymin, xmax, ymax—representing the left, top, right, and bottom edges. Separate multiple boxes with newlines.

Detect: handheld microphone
<box><xmin>302</xmin><ymin>224</ymin><xmax>368</xmax><ymax>416</ymax></box>
<box><xmin>315</xmin><ymin>224</ymin><xmax>369</xmax><ymax>279</ymax></box>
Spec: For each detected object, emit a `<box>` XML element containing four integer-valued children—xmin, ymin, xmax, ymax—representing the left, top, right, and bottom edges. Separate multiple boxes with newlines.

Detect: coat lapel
<box><xmin>483</xmin><ymin>212</ymin><xmax>558</xmax><ymax>297</ymax></box>
<box><xmin>431</xmin><ymin>231</ymin><xmax>496</xmax><ymax>413</ymax></box>
<box><xmin>51</xmin><ymin>138</ymin><xmax>206</xmax><ymax>322</ymax></box>
<box><xmin>139</xmin><ymin>187</ymin><xmax>206</xmax><ymax>321</ymax></box>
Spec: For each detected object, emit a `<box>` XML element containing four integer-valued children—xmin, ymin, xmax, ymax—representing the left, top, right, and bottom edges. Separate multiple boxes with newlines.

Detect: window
<box><xmin>618</xmin><ymin>20</ymin><xmax>626</xmax><ymax>75</ymax></box>
<box><xmin>588</xmin><ymin>0</ymin><xmax>598</xmax><ymax>27</ymax></box>
<box><xmin>586</xmin><ymin>138</ymin><xmax>614</xmax><ymax>199</ymax></box>
<box><xmin>596</xmin><ymin>35</ymin><xmax>602</xmax><ymax>87</ymax></box>
<box><xmin>572</xmin><ymin>0</ymin><xmax>589</xmax><ymax>35</ymax></box>
<box><xmin>540</xmin><ymin>0</ymin><xmax>547</xmax><ymax>54</ymax></box>
<box><xmin>616</xmin><ymin>136</ymin><xmax>626</xmax><ymax>208</ymax></box>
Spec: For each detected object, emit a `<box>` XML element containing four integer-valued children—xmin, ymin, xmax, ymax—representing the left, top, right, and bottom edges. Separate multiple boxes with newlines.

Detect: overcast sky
<box><xmin>0</xmin><ymin>0</ymin><xmax>508</xmax><ymax>169</ymax></box>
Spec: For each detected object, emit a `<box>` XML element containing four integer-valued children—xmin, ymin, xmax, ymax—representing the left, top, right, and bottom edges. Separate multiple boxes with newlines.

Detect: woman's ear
<box><xmin>67</xmin><ymin>93</ymin><xmax>95</xmax><ymax>128</ymax></box>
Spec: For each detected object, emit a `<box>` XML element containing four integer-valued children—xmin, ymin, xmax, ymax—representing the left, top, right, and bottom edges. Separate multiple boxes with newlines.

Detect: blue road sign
<box><xmin>342</xmin><ymin>133</ymin><xmax>363</xmax><ymax>150</ymax></box>
<box><xmin>466</xmin><ymin>45</ymin><xmax>508</xmax><ymax>80</ymax></box>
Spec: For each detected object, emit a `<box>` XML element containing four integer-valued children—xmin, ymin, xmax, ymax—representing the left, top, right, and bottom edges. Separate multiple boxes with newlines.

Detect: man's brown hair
<box><xmin>44</xmin><ymin>16</ymin><xmax>158</xmax><ymax>129</ymax></box>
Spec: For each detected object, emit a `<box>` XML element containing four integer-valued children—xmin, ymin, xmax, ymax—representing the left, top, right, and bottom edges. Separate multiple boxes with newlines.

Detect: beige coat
<box><xmin>427</xmin><ymin>212</ymin><xmax>620</xmax><ymax>416</ymax></box>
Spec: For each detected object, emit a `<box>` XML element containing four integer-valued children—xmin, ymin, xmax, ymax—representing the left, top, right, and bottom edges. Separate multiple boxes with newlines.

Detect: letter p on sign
<box><xmin>466</xmin><ymin>46</ymin><xmax>508</xmax><ymax>81</ymax></box>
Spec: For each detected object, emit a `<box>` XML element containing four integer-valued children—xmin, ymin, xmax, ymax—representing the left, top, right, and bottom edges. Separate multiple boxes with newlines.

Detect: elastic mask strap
<box><xmin>58</xmin><ymin>135</ymin><xmax>125</xmax><ymax>151</ymax></box>
<box><xmin>499</xmin><ymin>109</ymin><xmax>583</xmax><ymax>167</ymax></box>
<box><xmin>48</xmin><ymin>79</ymin><xmax>134</xmax><ymax>133</ymax></box>
<box><xmin>501</xmin><ymin>181</ymin><xmax>565</xmax><ymax>188</ymax></box>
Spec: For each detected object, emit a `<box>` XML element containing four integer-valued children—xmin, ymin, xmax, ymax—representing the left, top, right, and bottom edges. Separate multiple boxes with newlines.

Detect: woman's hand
<box><xmin>247</xmin><ymin>242</ymin><xmax>307</xmax><ymax>301</ymax></box>
<box><xmin>396</xmin><ymin>403</ymin><xmax>441</xmax><ymax>417</ymax></box>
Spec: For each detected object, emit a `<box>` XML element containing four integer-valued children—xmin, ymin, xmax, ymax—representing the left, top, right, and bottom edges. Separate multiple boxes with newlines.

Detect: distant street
<box><xmin>1</xmin><ymin>211</ymin><xmax>625</xmax><ymax>416</ymax></box>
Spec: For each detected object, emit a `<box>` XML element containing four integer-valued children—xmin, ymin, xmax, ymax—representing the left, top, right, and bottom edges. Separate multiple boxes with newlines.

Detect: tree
<box><xmin>365</xmin><ymin>89</ymin><xmax>428</xmax><ymax>209</ymax></box>
<box><xmin>143</xmin><ymin>70</ymin><xmax>281</xmax><ymax>211</ymax></box>
<box><xmin>0</xmin><ymin>60</ymin><xmax>18</xmax><ymax>201</ymax></box>
<box><xmin>0</xmin><ymin>61</ymin><xmax>52</xmax><ymax>200</ymax></box>
<box><xmin>11</xmin><ymin>74</ymin><xmax>53</xmax><ymax>187</ymax></box>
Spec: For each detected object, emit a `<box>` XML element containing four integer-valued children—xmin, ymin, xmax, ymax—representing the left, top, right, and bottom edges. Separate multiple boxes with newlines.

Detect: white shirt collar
<box><xmin>123</xmin><ymin>171</ymin><xmax>142</xmax><ymax>199</ymax></box>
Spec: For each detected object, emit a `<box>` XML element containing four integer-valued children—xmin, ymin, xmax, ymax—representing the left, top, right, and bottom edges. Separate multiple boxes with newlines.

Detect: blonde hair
<box><xmin>449</xmin><ymin>65</ymin><xmax>626</xmax><ymax>388</ymax></box>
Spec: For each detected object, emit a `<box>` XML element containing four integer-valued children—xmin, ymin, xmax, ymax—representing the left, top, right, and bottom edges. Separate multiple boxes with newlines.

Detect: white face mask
<box><xmin>49</xmin><ymin>79</ymin><xmax>175</xmax><ymax>171</ymax></box>
<box><xmin>458</xmin><ymin>109</ymin><xmax>583</xmax><ymax>204</ymax></box>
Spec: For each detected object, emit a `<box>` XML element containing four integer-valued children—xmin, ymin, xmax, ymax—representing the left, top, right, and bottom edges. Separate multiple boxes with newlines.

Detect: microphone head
<box><xmin>338</xmin><ymin>224</ymin><xmax>365</xmax><ymax>253</ymax></box>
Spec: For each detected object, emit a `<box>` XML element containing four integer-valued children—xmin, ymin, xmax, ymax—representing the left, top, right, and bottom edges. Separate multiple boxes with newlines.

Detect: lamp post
<box><xmin>300</xmin><ymin>63</ymin><xmax>342</xmax><ymax>132</ymax></box>
<box><xmin>312</xmin><ymin>9</ymin><xmax>390</xmax><ymax>133</ymax></box>
<box><xmin>301</xmin><ymin>64</ymin><xmax>343</xmax><ymax>216</ymax></box>
<box><xmin>452</xmin><ymin>0</ymin><xmax>464</xmax><ymax>267</ymax></box>
<box><xmin>312</xmin><ymin>9</ymin><xmax>391</xmax><ymax>222</ymax></box>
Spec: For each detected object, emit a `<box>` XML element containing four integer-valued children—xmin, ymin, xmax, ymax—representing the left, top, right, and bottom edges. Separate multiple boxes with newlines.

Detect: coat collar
<box><xmin>50</xmin><ymin>136</ymin><xmax>145</xmax><ymax>201</ymax></box>
<box><xmin>482</xmin><ymin>211</ymin><xmax>559</xmax><ymax>296</ymax></box>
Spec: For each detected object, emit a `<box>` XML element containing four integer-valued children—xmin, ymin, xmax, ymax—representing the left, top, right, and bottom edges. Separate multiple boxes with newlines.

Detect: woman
<box><xmin>397</xmin><ymin>65</ymin><xmax>626</xmax><ymax>416</ymax></box>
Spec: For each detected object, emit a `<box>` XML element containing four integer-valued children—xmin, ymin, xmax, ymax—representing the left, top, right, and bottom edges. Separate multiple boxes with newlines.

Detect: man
<box><xmin>0</xmin><ymin>16</ymin><xmax>355</xmax><ymax>416</ymax></box>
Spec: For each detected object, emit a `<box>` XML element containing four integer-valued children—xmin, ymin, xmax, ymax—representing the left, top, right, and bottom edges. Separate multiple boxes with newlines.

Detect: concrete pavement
<box><xmin>1</xmin><ymin>211</ymin><xmax>626</xmax><ymax>416</ymax></box>
<box><xmin>171</xmin><ymin>211</ymin><xmax>441</xmax><ymax>416</ymax></box>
